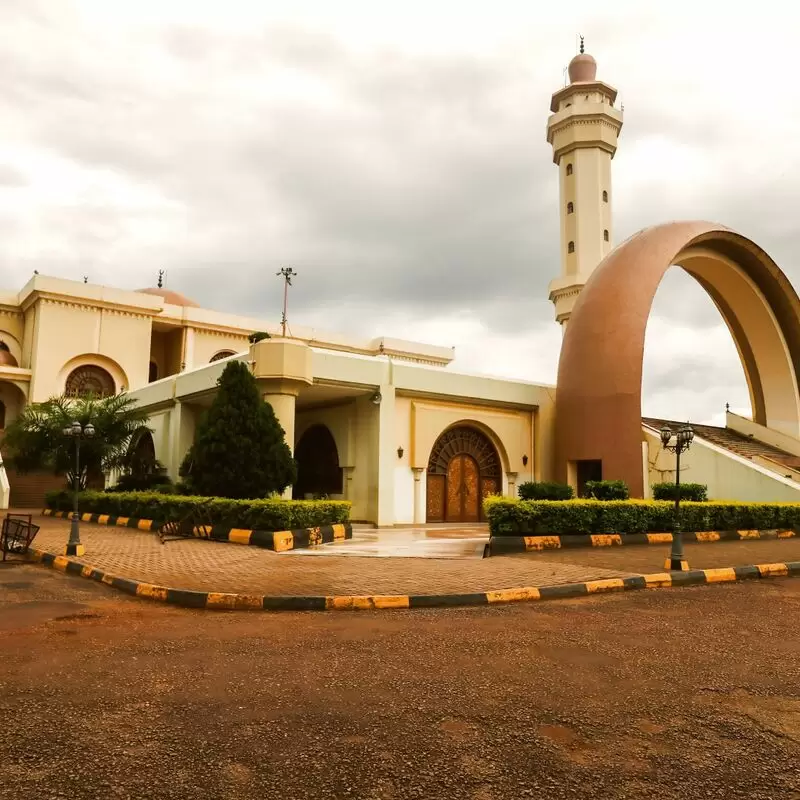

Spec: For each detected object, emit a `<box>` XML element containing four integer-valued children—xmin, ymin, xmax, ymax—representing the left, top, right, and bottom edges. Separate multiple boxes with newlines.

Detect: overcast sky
<box><xmin>2</xmin><ymin>0</ymin><xmax>798</xmax><ymax>425</ymax></box>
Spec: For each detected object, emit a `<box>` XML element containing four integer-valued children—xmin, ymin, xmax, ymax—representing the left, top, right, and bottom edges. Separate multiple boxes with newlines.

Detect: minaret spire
<box><xmin>157</xmin><ymin>269</ymin><xmax>164</xmax><ymax>288</ymax></box>
<box><xmin>545</xmin><ymin>43</ymin><xmax>624</xmax><ymax>331</ymax></box>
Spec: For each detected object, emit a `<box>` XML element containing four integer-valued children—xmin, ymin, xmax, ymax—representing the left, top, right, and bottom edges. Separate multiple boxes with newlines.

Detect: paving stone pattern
<box><xmin>31</xmin><ymin>517</ymin><xmax>636</xmax><ymax>595</ymax></box>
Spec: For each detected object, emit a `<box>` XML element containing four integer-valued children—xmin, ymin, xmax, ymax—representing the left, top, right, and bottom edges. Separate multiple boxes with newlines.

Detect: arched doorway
<box><xmin>426</xmin><ymin>426</ymin><xmax>501</xmax><ymax>523</ymax></box>
<box><xmin>556</xmin><ymin>221</ymin><xmax>800</xmax><ymax>496</ymax></box>
<box><xmin>293</xmin><ymin>424</ymin><xmax>343</xmax><ymax>499</ymax></box>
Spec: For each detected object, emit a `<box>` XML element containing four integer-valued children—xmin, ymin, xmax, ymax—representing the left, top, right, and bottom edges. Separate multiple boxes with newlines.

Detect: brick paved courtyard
<box><xmin>26</xmin><ymin>516</ymin><xmax>800</xmax><ymax>597</ymax></box>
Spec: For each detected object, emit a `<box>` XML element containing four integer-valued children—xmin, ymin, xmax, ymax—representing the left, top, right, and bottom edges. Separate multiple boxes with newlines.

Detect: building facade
<box><xmin>3</xmin><ymin>42</ymin><xmax>800</xmax><ymax>516</ymax></box>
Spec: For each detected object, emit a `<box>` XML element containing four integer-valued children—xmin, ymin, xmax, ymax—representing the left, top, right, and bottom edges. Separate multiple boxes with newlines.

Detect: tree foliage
<box><xmin>2</xmin><ymin>393</ymin><xmax>151</xmax><ymax>487</ymax></box>
<box><xmin>179</xmin><ymin>361</ymin><xmax>297</xmax><ymax>499</ymax></box>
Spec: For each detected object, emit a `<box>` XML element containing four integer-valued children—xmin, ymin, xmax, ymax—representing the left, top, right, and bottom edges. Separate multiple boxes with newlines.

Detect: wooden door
<box><xmin>426</xmin><ymin>473</ymin><xmax>446</xmax><ymax>522</ymax></box>
<box><xmin>445</xmin><ymin>454</ymin><xmax>480</xmax><ymax>522</ymax></box>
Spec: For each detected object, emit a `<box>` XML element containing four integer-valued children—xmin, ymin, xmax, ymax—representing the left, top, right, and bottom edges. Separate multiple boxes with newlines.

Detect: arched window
<box><xmin>210</xmin><ymin>350</ymin><xmax>236</xmax><ymax>363</ymax></box>
<box><xmin>148</xmin><ymin>361</ymin><xmax>159</xmax><ymax>382</ymax></box>
<box><xmin>568</xmin><ymin>241</ymin><xmax>575</xmax><ymax>254</ymax></box>
<box><xmin>567</xmin><ymin>202</ymin><xmax>574</xmax><ymax>214</ymax></box>
<box><xmin>64</xmin><ymin>365</ymin><xmax>115</xmax><ymax>398</ymax></box>
<box><xmin>602</xmin><ymin>190</ymin><xmax>608</xmax><ymax>202</ymax></box>
<box><xmin>566</xmin><ymin>163</ymin><xmax>573</xmax><ymax>176</ymax></box>
<box><xmin>0</xmin><ymin>400</ymin><xmax>5</xmax><ymax>429</ymax></box>
<box><xmin>604</xmin><ymin>229</ymin><xmax>610</xmax><ymax>242</ymax></box>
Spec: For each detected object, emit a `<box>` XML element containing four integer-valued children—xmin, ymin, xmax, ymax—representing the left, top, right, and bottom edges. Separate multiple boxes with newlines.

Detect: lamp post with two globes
<box><xmin>63</xmin><ymin>420</ymin><xmax>95</xmax><ymax>557</ymax></box>
<box><xmin>659</xmin><ymin>423</ymin><xmax>694</xmax><ymax>572</ymax></box>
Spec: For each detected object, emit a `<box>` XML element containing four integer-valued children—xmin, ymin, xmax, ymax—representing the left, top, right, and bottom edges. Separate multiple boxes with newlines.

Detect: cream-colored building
<box><xmin>3</xmin><ymin>42</ymin><xmax>800</xmax><ymax>518</ymax></box>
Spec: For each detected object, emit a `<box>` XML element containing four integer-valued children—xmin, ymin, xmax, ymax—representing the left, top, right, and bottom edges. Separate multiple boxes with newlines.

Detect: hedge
<box><xmin>45</xmin><ymin>490</ymin><xmax>350</xmax><ymax>531</ymax></box>
<box><xmin>651</xmin><ymin>482</ymin><xmax>708</xmax><ymax>502</ymax></box>
<box><xmin>518</xmin><ymin>481</ymin><xmax>574</xmax><ymax>501</ymax></box>
<box><xmin>583</xmin><ymin>479</ymin><xmax>629</xmax><ymax>501</ymax></box>
<box><xmin>484</xmin><ymin>496</ymin><xmax>800</xmax><ymax>536</ymax></box>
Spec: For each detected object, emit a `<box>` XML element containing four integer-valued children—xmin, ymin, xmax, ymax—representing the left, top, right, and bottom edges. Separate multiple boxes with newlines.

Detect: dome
<box><xmin>0</xmin><ymin>343</ymin><xmax>18</xmax><ymax>368</ymax></box>
<box><xmin>137</xmin><ymin>287</ymin><xmax>200</xmax><ymax>308</ymax></box>
<box><xmin>568</xmin><ymin>52</ymin><xmax>597</xmax><ymax>84</ymax></box>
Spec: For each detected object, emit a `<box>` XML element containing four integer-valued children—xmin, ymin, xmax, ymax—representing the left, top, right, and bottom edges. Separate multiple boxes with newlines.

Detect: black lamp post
<box><xmin>659</xmin><ymin>423</ymin><xmax>694</xmax><ymax>571</ymax></box>
<box><xmin>63</xmin><ymin>420</ymin><xmax>95</xmax><ymax>556</ymax></box>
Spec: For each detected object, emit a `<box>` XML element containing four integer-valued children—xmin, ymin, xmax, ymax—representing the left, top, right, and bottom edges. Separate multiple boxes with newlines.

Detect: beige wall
<box><xmin>29</xmin><ymin>299</ymin><xmax>152</xmax><ymax>401</ymax></box>
<box><xmin>192</xmin><ymin>330</ymin><xmax>249</xmax><ymax>366</ymax></box>
<box><xmin>645</xmin><ymin>426</ymin><xmax>800</xmax><ymax>502</ymax></box>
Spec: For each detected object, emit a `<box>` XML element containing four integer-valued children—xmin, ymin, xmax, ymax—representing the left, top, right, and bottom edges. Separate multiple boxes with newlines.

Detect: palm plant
<box><xmin>2</xmin><ymin>393</ymin><xmax>151</xmax><ymax>488</ymax></box>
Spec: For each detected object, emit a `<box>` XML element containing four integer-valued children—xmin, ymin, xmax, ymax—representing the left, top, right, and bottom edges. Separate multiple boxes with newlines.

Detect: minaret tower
<box><xmin>547</xmin><ymin>38</ymin><xmax>623</xmax><ymax>329</ymax></box>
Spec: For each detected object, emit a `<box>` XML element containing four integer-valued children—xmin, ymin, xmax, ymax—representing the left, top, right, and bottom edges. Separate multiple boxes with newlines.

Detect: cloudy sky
<box><xmin>2</xmin><ymin>0</ymin><xmax>798</xmax><ymax>425</ymax></box>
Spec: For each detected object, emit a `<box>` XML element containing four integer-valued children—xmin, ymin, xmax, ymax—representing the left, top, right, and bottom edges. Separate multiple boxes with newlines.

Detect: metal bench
<box><xmin>1</xmin><ymin>513</ymin><xmax>41</xmax><ymax>561</ymax></box>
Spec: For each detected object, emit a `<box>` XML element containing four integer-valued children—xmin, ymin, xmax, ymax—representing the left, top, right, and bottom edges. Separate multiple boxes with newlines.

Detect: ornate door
<box><xmin>445</xmin><ymin>455</ymin><xmax>479</xmax><ymax>522</ymax></box>
<box><xmin>426</xmin><ymin>426</ymin><xmax>501</xmax><ymax>523</ymax></box>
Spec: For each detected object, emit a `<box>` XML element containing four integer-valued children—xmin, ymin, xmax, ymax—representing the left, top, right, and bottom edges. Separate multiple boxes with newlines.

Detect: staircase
<box><xmin>643</xmin><ymin>417</ymin><xmax>800</xmax><ymax>474</ymax></box>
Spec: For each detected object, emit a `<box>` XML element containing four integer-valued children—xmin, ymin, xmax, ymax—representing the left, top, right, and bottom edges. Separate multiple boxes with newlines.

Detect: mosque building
<box><xmin>2</xmin><ymin>43</ymin><xmax>800</xmax><ymax>523</ymax></box>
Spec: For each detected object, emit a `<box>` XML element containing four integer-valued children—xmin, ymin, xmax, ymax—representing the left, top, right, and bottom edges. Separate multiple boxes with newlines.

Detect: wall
<box><xmin>644</xmin><ymin>427</ymin><xmax>800</xmax><ymax>502</ymax></box>
<box><xmin>29</xmin><ymin>300</ymin><xmax>152</xmax><ymax>400</ymax></box>
<box><xmin>192</xmin><ymin>330</ymin><xmax>249</xmax><ymax>366</ymax></box>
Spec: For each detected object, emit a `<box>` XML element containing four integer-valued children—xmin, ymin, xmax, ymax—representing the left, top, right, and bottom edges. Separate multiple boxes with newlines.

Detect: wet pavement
<box><xmin>283</xmin><ymin>525</ymin><xmax>489</xmax><ymax>559</ymax></box>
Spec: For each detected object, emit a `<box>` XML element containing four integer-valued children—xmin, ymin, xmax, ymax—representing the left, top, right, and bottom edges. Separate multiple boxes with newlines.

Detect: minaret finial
<box><xmin>579</xmin><ymin>35</ymin><xmax>584</xmax><ymax>54</ymax></box>
<box><xmin>157</xmin><ymin>269</ymin><xmax>164</xmax><ymax>288</ymax></box>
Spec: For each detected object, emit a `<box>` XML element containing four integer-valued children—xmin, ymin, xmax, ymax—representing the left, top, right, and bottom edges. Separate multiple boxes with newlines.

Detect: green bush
<box><xmin>45</xmin><ymin>490</ymin><xmax>350</xmax><ymax>530</ymax></box>
<box><xmin>484</xmin><ymin>497</ymin><xmax>800</xmax><ymax>536</ymax></box>
<box><xmin>651</xmin><ymin>482</ymin><xmax>708</xmax><ymax>502</ymax></box>
<box><xmin>583</xmin><ymin>479</ymin><xmax>629</xmax><ymax>501</ymax></box>
<box><xmin>180</xmin><ymin>361</ymin><xmax>297</xmax><ymax>499</ymax></box>
<box><xmin>518</xmin><ymin>481</ymin><xmax>574</xmax><ymax>501</ymax></box>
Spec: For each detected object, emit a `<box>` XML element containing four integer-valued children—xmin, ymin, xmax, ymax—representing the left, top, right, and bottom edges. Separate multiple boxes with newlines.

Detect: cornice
<box><xmin>23</xmin><ymin>293</ymin><xmax>152</xmax><ymax>319</ymax></box>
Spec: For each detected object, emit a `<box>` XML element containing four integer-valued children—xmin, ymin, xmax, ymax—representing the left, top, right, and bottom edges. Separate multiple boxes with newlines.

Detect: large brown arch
<box><xmin>555</xmin><ymin>220</ymin><xmax>800</xmax><ymax>497</ymax></box>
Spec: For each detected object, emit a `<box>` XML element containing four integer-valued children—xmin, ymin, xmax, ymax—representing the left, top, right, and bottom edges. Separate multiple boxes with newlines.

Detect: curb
<box><xmin>41</xmin><ymin>510</ymin><xmax>352</xmax><ymax>552</ymax></box>
<box><xmin>25</xmin><ymin>547</ymin><xmax>800</xmax><ymax>611</ymax></box>
<box><xmin>489</xmin><ymin>528</ymin><xmax>798</xmax><ymax>555</ymax></box>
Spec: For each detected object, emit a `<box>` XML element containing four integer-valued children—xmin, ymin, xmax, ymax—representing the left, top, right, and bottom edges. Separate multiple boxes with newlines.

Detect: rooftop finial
<box><xmin>579</xmin><ymin>35</ymin><xmax>584</xmax><ymax>54</ymax></box>
<box><xmin>157</xmin><ymin>269</ymin><xmax>164</xmax><ymax>288</ymax></box>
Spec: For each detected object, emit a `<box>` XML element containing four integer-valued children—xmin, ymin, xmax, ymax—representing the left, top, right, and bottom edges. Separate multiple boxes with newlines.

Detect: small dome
<box><xmin>568</xmin><ymin>52</ymin><xmax>597</xmax><ymax>84</ymax></box>
<box><xmin>137</xmin><ymin>287</ymin><xmax>200</xmax><ymax>308</ymax></box>
<box><xmin>0</xmin><ymin>344</ymin><xmax>18</xmax><ymax>368</ymax></box>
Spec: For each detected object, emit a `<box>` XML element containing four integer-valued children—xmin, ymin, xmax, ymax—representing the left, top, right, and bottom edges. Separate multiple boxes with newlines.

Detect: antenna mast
<box><xmin>276</xmin><ymin>266</ymin><xmax>297</xmax><ymax>337</ymax></box>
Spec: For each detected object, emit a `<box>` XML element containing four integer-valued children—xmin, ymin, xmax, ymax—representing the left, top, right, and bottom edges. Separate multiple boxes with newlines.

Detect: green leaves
<box><xmin>180</xmin><ymin>361</ymin><xmax>297</xmax><ymax>499</ymax></box>
<box><xmin>2</xmin><ymin>393</ymin><xmax>151</xmax><ymax>479</ymax></box>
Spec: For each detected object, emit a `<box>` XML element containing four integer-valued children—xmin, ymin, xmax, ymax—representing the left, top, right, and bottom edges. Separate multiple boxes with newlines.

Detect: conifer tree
<box><xmin>180</xmin><ymin>361</ymin><xmax>297</xmax><ymax>498</ymax></box>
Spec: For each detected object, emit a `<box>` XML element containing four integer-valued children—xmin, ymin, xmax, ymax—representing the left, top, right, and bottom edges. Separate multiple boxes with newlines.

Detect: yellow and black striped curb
<box><xmin>489</xmin><ymin>528</ymin><xmax>798</xmax><ymax>555</ymax></box>
<box><xmin>41</xmin><ymin>510</ymin><xmax>351</xmax><ymax>552</ymax></box>
<box><xmin>25</xmin><ymin>547</ymin><xmax>800</xmax><ymax>611</ymax></box>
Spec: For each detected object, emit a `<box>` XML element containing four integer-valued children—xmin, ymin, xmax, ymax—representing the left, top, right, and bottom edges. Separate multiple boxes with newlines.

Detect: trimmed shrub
<box><xmin>180</xmin><ymin>361</ymin><xmax>297</xmax><ymax>499</ymax></box>
<box><xmin>583</xmin><ymin>480</ymin><xmax>629</xmax><ymax>501</ymax></box>
<box><xmin>652</xmin><ymin>482</ymin><xmax>708</xmax><ymax>502</ymax></box>
<box><xmin>45</xmin><ymin>490</ymin><xmax>350</xmax><ymax>530</ymax></box>
<box><xmin>518</xmin><ymin>481</ymin><xmax>574</xmax><ymax>501</ymax></box>
<box><xmin>484</xmin><ymin>497</ymin><xmax>800</xmax><ymax>536</ymax></box>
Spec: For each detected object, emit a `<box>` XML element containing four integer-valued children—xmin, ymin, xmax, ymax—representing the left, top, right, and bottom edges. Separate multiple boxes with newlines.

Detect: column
<box><xmin>342</xmin><ymin>466</ymin><xmax>355</xmax><ymax>502</ymax></box>
<box><xmin>506</xmin><ymin>471</ymin><xmax>518</xmax><ymax>499</ymax></box>
<box><xmin>375</xmin><ymin>383</ymin><xmax>396</xmax><ymax>527</ymax></box>
<box><xmin>412</xmin><ymin>467</ymin><xmax>425</xmax><ymax>524</ymax></box>
<box><xmin>262</xmin><ymin>389</ymin><xmax>298</xmax><ymax>499</ymax></box>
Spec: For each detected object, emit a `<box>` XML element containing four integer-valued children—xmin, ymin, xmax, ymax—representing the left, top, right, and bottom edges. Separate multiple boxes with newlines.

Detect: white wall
<box><xmin>645</xmin><ymin>427</ymin><xmax>800</xmax><ymax>502</ymax></box>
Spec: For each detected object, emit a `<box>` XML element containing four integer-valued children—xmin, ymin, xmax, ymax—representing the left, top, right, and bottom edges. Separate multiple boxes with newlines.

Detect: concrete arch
<box><xmin>56</xmin><ymin>353</ymin><xmax>130</xmax><ymax>396</ymax></box>
<box><xmin>555</xmin><ymin>221</ymin><xmax>800</xmax><ymax>497</ymax></box>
